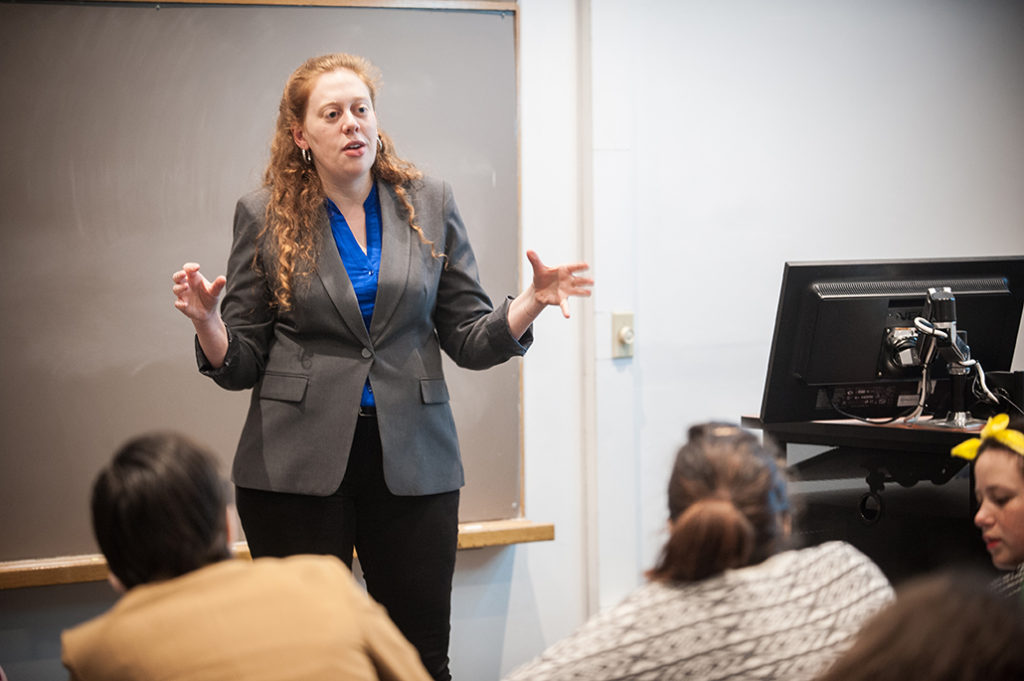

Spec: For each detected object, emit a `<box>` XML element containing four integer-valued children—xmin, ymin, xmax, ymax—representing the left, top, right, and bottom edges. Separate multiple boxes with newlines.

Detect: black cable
<box><xmin>993</xmin><ymin>388</ymin><xmax>1024</xmax><ymax>416</ymax></box>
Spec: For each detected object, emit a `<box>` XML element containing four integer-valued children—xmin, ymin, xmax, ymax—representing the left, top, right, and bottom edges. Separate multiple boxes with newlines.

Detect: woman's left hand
<box><xmin>507</xmin><ymin>250</ymin><xmax>593</xmax><ymax>339</ymax></box>
<box><xmin>526</xmin><ymin>250</ymin><xmax>593</xmax><ymax>318</ymax></box>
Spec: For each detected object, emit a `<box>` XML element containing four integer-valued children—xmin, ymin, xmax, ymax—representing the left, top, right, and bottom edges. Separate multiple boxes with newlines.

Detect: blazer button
<box><xmin>361</xmin><ymin>348</ymin><xmax>372</xmax><ymax>359</ymax></box>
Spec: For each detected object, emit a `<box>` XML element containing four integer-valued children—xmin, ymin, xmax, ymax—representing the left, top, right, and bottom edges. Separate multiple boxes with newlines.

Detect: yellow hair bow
<box><xmin>951</xmin><ymin>414</ymin><xmax>1024</xmax><ymax>461</ymax></box>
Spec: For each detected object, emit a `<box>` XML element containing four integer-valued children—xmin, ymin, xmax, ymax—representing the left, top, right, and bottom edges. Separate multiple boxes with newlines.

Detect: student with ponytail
<box><xmin>503</xmin><ymin>422</ymin><xmax>893</xmax><ymax>681</ymax></box>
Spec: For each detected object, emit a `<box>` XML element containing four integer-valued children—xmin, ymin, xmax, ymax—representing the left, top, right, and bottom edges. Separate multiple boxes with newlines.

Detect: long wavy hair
<box><xmin>261</xmin><ymin>53</ymin><xmax>434</xmax><ymax>310</ymax></box>
<box><xmin>647</xmin><ymin>422</ymin><xmax>790</xmax><ymax>583</ymax></box>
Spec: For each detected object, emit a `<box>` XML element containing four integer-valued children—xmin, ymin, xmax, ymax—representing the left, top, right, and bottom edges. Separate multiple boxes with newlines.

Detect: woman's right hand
<box><xmin>172</xmin><ymin>262</ymin><xmax>227</xmax><ymax>323</ymax></box>
<box><xmin>172</xmin><ymin>262</ymin><xmax>229</xmax><ymax>368</ymax></box>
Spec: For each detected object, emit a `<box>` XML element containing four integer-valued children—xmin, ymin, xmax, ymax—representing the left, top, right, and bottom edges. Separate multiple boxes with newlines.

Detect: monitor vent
<box><xmin>813</xmin><ymin>277</ymin><xmax>1009</xmax><ymax>299</ymax></box>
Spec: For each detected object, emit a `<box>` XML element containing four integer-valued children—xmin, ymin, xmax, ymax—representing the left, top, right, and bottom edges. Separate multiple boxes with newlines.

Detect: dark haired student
<box><xmin>816</xmin><ymin>568</ymin><xmax>1024</xmax><ymax>681</ymax></box>
<box><xmin>61</xmin><ymin>431</ymin><xmax>432</xmax><ymax>681</ymax></box>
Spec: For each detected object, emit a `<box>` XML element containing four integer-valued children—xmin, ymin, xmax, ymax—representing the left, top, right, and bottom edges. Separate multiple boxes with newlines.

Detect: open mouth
<box><xmin>344</xmin><ymin>141</ymin><xmax>365</xmax><ymax>151</ymax></box>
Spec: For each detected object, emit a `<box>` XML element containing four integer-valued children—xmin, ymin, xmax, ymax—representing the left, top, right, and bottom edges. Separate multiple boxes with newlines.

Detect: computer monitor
<box><xmin>760</xmin><ymin>256</ymin><xmax>1024</xmax><ymax>424</ymax></box>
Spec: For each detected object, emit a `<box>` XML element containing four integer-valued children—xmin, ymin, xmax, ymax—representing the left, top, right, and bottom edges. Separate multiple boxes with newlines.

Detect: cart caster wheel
<box><xmin>858</xmin><ymin>492</ymin><xmax>884</xmax><ymax>526</ymax></box>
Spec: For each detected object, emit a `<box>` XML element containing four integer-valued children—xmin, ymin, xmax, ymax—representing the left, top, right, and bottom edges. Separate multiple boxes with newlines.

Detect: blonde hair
<box><xmin>261</xmin><ymin>53</ymin><xmax>437</xmax><ymax>310</ymax></box>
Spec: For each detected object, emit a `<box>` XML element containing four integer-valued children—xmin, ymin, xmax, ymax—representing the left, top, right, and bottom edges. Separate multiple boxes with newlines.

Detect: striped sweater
<box><xmin>503</xmin><ymin>541</ymin><xmax>893</xmax><ymax>681</ymax></box>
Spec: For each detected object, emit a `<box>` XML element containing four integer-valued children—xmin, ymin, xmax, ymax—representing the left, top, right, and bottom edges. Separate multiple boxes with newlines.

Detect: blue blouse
<box><xmin>327</xmin><ymin>185</ymin><xmax>382</xmax><ymax>408</ymax></box>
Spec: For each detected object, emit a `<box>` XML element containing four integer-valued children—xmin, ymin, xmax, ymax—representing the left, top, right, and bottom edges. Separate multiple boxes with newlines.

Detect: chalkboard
<box><xmin>0</xmin><ymin>1</ymin><xmax>520</xmax><ymax>562</ymax></box>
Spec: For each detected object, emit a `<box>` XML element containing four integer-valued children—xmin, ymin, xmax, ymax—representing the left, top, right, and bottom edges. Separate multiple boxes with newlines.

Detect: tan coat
<box><xmin>62</xmin><ymin>555</ymin><xmax>432</xmax><ymax>681</ymax></box>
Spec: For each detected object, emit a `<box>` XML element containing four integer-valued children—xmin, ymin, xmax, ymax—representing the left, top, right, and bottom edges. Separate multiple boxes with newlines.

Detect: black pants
<box><xmin>235</xmin><ymin>414</ymin><xmax>459</xmax><ymax>681</ymax></box>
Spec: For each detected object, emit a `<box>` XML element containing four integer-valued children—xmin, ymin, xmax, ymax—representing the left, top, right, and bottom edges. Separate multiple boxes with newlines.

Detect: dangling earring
<box><xmin>301</xmin><ymin>148</ymin><xmax>312</xmax><ymax>165</ymax></box>
<box><xmin>376</xmin><ymin>136</ymin><xmax>384</xmax><ymax>153</ymax></box>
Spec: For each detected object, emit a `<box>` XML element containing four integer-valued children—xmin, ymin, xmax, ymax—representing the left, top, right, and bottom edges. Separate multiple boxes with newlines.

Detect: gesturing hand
<box><xmin>526</xmin><ymin>250</ymin><xmax>594</xmax><ymax>318</ymax></box>
<box><xmin>171</xmin><ymin>262</ymin><xmax>227</xmax><ymax>323</ymax></box>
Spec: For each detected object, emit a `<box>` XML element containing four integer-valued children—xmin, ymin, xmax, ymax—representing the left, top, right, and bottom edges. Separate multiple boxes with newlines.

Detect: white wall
<box><xmin>613</xmin><ymin>0</ymin><xmax>1024</xmax><ymax>574</ymax></box>
<box><xmin>456</xmin><ymin>0</ymin><xmax>1024</xmax><ymax>678</ymax></box>
<box><xmin>450</xmin><ymin>2</ymin><xmax>592</xmax><ymax>679</ymax></box>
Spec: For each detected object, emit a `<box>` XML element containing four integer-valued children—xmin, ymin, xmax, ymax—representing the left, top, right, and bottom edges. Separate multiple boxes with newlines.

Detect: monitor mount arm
<box><xmin>914</xmin><ymin>287</ymin><xmax>978</xmax><ymax>429</ymax></box>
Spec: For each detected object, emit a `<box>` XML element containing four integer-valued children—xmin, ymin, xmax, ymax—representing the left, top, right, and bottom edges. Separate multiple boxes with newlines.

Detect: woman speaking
<box><xmin>172</xmin><ymin>53</ymin><xmax>592</xmax><ymax>681</ymax></box>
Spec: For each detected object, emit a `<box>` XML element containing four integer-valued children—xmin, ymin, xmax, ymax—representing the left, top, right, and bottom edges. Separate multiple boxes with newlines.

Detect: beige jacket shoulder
<box><xmin>62</xmin><ymin>555</ymin><xmax>431</xmax><ymax>681</ymax></box>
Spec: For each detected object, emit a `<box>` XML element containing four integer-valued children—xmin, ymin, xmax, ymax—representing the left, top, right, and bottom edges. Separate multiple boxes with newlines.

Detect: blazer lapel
<box><xmin>315</xmin><ymin>207</ymin><xmax>373</xmax><ymax>346</ymax></box>
<box><xmin>370</xmin><ymin>181</ymin><xmax>413</xmax><ymax>338</ymax></box>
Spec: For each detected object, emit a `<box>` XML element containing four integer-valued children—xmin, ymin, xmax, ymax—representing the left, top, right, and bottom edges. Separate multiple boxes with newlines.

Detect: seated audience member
<box><xmin>503</xmin><ymin>422</ymin><xmax>894</xmax><ymax>681</ymax></box>
<box><xmin>61</xmin><ymin>432</ymin><xmax>432</xmax><ymax>681</ymax></box>
<box><xmin>952</xmin><ymin>412</ymin><xmax>1024</xmax><ymax>598</ymax></box>
<box><xmin>815</xmin><ymin>568</ymin><xmax>1024</xmax><ymax>681</ymax></box>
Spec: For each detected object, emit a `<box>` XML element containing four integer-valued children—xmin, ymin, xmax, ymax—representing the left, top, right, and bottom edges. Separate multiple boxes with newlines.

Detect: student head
<box><xmin>816</xmin><ymin>568</ymin><xmax>1024</xmax><ymax>681</ymax></box>
<box><xmin>952</xmin><ymin>413</ymin><xmax>1024</xmax><ymax>570</ymax></box>
<box><xmin>91</xmin><ymin>432</ymin><xmax>232</xmax><ymax>591</ymax></box>
<box><xmin>648</xmin><ymin>422</ymin><xmax>789</xmax><ymax>583</ymax></box>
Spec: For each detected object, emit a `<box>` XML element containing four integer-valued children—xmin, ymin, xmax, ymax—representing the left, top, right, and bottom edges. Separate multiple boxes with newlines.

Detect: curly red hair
<box><xmin>261</xmin><ymin>53</ymin><xmax>438</xmax><ymax>310</ymax></box>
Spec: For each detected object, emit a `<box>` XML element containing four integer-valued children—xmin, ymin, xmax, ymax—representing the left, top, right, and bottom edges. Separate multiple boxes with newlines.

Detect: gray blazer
<box><xmin>199</xmin><ymin>176</ymin><xmax>531</xmax><ymax>496</ymax></box>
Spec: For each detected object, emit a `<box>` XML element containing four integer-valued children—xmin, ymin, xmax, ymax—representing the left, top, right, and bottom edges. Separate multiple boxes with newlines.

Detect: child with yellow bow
<box><xmin>953</xmin><ymin>413</ymin><xmax>1024</xmax><ymax>597</ymax></box>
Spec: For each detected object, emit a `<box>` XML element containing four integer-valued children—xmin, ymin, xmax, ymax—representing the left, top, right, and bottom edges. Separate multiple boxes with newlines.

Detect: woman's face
<box><xmin>974</xmin><ymin>447</ymin><xmax>1024</xmax><ymax>569</ymax></box>
<box><xmin>292</xmin><ymin>68</ymin><xmax>378</xmax><ymax>189</ymax></box>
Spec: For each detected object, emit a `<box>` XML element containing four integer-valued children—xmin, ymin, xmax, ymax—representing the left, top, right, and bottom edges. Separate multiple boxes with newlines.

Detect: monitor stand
<box><xmin>908</xmin><ymin>364</ymin><xmax>987</xmax><ymax>430</ymax></box>
<box><xmin>928</xmin><ymin>411</ymin><xmax>985</xmax><ymax>431</ymax></box>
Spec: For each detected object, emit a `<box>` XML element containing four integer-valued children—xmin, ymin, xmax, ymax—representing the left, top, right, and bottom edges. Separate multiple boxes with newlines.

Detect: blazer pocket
<box><xmin>419</xmin><ymin>378</ymin><xmax>450</xmax><ymax>405</ymax></box>
<box><xmin>260</xmin><ymin>372</ymin><xmax>309</xmax><ymax>402</ymax></box>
